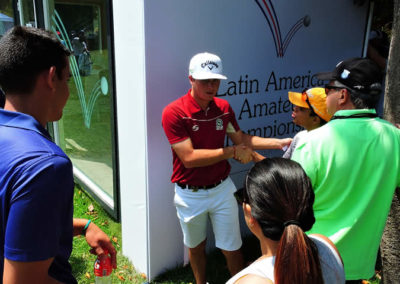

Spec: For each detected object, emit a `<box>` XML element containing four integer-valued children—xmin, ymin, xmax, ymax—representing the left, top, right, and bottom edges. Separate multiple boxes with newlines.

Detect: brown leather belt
<box><xmin>177</xmin><ymin>177</ymin><xmax>227</xmax><ymax>191</ymax></box>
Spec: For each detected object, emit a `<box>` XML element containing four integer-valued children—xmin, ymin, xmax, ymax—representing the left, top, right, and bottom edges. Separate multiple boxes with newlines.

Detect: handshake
<box><xmin>232</xmin><ymin>137</ymin><xmax>292</xmax><ymax>164</ymax></box>
<box><xmin>233</xmin><ymin>145</ymin><xmax>261</xmax><ymax>164</ymax></box>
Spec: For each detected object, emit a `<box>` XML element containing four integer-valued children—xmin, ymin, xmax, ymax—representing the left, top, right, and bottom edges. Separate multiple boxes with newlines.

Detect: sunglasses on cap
<box><xmin>324</xmin><ymin>80</ymin><xmax>355</xmax><ymax>95</ymax></box>
<box><xmin>324</xmin><ymin>85</ymin><xmax>345</xmax><ymax>95</ymax></box>
<box><xmin>300</xmin><ymin>89</ymin><xmax>318</xmax><ymax>115</ymax></box>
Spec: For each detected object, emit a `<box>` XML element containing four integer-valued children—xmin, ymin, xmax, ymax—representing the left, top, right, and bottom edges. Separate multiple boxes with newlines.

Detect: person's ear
<box><xmin>243</xmin><ymin>203</ymin><xmax>254</xmax><ymax>220</ymax></box>
<box><xmin>249</xmin><ymin>217</ymin><xmax>257</xmax><ymax>227</ymax></box>
<box><xmin>243</xmin><ymin>203</ymin><xmax>251</xmax><ymax>214</ymax></box>
<box><xmin>312</xmin><ymin>115</ymin><xmax>321</xmax><ymax>126</ymax></box>
<box><xmin>340</xmin><ymin>89</ymin><xmax>346</xmax><ymax>99</ymax></box>
<box><xmin>338</xmin><ymin>88</ymin><xmax>349</xmax><ymax>105</ymax></box>
<box><xmin>46</xmin><ymin>66</ymin><xmax>57</xmax><ymax>92</ymax></box>
<box><xmin>344</xmin><ymin>88</ymin><xmax>351</xmax><ymax>100</ymax></box>
<box><xmin>244</xmin><ymin>203</ymin><xmax>258</xmax><ymax>227</ymax></box>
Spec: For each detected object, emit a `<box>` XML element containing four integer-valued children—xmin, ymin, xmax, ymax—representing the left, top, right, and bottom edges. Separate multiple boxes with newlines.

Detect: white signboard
<box><xmin>114</xmin><ymin>0</ymin><xmax>369</xmax><ymax>280</ymax></box>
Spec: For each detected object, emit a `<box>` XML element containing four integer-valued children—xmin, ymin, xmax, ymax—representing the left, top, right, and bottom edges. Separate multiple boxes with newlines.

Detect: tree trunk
<box><xmin>381</xmin><ymin>1</ymin><xmax>400</xmax><ymax>283</ymax></box>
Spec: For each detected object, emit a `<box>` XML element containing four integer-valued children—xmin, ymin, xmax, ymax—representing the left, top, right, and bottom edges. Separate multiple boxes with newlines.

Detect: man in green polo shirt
<box><xmin>292</xmin><ymin>58</ymin><xmax>400</xmax><ymax>282</ymax></box>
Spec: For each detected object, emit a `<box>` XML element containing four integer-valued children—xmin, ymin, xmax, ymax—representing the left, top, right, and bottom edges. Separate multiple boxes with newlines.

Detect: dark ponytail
<box><xmin>245</xmin><ymin>158</ymin><xmax>323</xmax><ymax>284</ymax></box>
<box><xmin>275</xmin><ymin>225</ymin><xmax>323</xmax><ymax>284</ymax></box>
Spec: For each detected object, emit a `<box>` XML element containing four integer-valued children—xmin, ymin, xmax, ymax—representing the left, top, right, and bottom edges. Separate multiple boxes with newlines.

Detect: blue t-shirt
<box><xmin>0</xmin><ymin>109</ymin><xmax>76</xmax><ymax>283</ymax></box>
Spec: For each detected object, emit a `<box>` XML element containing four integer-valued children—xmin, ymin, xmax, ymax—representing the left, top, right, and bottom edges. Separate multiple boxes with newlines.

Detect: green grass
<box><xmin>72</xmin><ymin>185</ymin><xmax>382</xmax><ymax>284</ymax></box>
<box><xmin>152</xmin><ymin>235</ymin><xmax>261</xmax><ymax>284</ymax></box>
<box><xmin>71</xmin><ymin>184</ymin><xmax>146</xmax><ymax>283</ymax></box>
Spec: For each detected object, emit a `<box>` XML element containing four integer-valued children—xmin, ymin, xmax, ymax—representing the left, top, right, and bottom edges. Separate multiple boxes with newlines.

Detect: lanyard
<box><xmin>330</xmin><ymin>113</ymin><xmax>378</xmax><ymax>120</ymax></box>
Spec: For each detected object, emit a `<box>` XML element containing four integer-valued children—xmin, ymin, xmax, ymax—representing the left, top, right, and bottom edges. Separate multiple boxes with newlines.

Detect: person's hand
<box><xmin>85</xmin><ymin>222</ymin><xmax>117</xmax><ymax>269</ymax></box>
<box><xmin>279</xmin><ymin>138</ymin><xmax>292</xmax><ymax>151</ymax></box>
<box><xmin>251</xmin><ymin>151</ymin><xmax>266</xmax><ymax>162</ymax></box>
<box><xmin>234</xmin><ymin>145</ymin><xmax>253</xmax><ymax>164</ymax></box>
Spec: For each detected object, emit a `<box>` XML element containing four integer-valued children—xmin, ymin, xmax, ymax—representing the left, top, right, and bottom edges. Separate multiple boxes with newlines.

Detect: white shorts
<box><xmin>173</xmin><ymin>177</ymin><xmax>242</xmax><ymax>251</ymax></box>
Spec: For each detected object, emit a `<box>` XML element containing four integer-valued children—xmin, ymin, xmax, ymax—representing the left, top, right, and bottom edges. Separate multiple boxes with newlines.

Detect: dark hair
<box><xmin>309</xmin><ymin>111</ymin><xmax>327</xmax><ymax>126</ymax></box>
<box><xmin>0</xmin><ymin>88</ymin><xmax>5</xmax><ymax>108</ymax></box>
<box><xmin>348</xmin><ymin>89</ymin><xmax>380</xmax><ymax>109</ymax></box>
<box><xmin>330</xmin><ymin>80</ymin><xmax>381</xmax><ymax>109</ymax></box>
<box><xmin>0</xmin><ymin>26</ymin><xmax>71</xmax><ymax>94</ymax></box>
<box><xmin>300</xmin><ymin>88</ymin><xmax>327</xmax><ymax>126</ymax></box>
<box><xmin>245</xmin><ymin>158</ymin><xmax>323</xmax><ymax>284</ymax></box>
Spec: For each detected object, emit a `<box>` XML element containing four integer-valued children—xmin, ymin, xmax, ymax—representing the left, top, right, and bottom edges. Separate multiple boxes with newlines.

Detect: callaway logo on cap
<box><xmin>201</xmin><ymin>60</ymin><xmax>219</xmax><ymax>70</ymax></box>
<box><xmin>189</xmin><ymin>52</ymin><xmax>227</xmax><ymax>80</ymax></box>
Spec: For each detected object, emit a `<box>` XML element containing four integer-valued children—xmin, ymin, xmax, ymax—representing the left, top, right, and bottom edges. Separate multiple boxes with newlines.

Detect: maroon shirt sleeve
<box><xmin>161</xmin><ymin>103</ymin><xmax>189</xmax><ymax>145</ymax></box>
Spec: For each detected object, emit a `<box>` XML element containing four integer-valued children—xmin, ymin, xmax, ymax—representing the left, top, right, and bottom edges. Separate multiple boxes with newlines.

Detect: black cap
<box><xmin>316</xmin><ymin>58</ymin><xmax>383</xmax><ymax>95</ymax></box>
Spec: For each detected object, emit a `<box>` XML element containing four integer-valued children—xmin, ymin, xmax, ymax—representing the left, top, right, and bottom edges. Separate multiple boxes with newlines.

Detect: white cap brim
<box><xmin>191</xmin><ymin>72</ymin><xmax>227</xmax><ymax>80</ymax></box>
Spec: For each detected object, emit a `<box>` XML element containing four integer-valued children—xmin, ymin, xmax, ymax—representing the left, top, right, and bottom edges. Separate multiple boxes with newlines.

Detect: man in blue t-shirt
<box><xmin>0</xmin><ymin>26</ymin><xmax>116</xmax><ymax>283</ymax></box>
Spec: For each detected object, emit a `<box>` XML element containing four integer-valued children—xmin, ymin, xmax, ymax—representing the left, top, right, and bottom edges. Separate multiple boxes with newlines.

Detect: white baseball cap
<box><xmin>189</xmin><ymin>52</ymin><xmax>227</xmax><ymax>80</ymax></box>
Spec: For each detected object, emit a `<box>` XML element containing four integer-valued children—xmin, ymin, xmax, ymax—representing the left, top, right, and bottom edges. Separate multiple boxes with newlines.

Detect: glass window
<box><xmin>0</xmin><ymin>1</ymin><xmax>14</xmax><ymax>39</ymax></box>
<box><xmin>1</xmin><ymin>0</ymin><xmax>118</xmax><ymax>217</ymax></box>
<box><xmin>49</xmin><ymin>0</ymin><xmax>118</xmax><ymax>218</ymax></box>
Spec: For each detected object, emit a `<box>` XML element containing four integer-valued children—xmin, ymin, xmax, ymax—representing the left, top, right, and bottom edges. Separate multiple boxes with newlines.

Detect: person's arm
<box><xmin>251</xmin><ymin>151</ymin><xmax>266</xmax><ymax>162</ymax></box>
<box><xmin>229</xmin><ymin>130</ymin><xmax>292</xmax><ymax>163</ymax></box>
<box><xmin>228</xmin><ymin>131</ymin><xmax>258</xmax><ymax>164</ymax></box>
<box><xmin>240</xmin><ymin>132</ymin><xmax>292</xmax><ymax>150</ymax></box>
<box><xmin>172</xmin><ymin>138</ymin><xmax>237</xmax><ymax>168</ymax></box>
<box><xmin>3</xmin><ymin>258</ymin><xmax>60</xmax><ymax>284</ymax></box>
<box><xmin>74</xmin><ymin>218</ymin><xmax>117</xmax><ymax>269</ymax></box>
<box><xmin>163</xmin><ymin>104</ymin><xmax>252</xmax><ymax>166</ymax></box>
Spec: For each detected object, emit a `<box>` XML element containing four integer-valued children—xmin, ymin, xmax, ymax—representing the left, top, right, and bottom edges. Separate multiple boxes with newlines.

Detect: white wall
<box><xmin>113</xmin><ymin>0</ymin><xmax>149</xmax><ymax>276</ymax></box>
<box><xmin>116</xmin><ymin>0</ymin><xmax>369</xmax><ymax>280</ymax></box>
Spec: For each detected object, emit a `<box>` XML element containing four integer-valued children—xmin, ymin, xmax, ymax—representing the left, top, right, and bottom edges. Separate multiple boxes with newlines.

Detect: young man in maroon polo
<box><xmin>162</xmin><ymin>52</ymin><xmax>291</xmax><ymax>284</ymax></box>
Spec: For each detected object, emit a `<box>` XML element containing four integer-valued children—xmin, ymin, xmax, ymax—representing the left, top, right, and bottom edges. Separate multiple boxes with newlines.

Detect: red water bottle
<box><xmin>94</xmin><ymin>250</ymin><xmax>112</xmax><ymax>284</ymax></box>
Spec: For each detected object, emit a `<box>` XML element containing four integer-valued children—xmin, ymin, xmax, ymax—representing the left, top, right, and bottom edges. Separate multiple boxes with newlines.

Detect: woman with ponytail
<box><xmin>227</xmin><ymin>158</ymin><xmax>345</xmax><ymax>284</ymax></box>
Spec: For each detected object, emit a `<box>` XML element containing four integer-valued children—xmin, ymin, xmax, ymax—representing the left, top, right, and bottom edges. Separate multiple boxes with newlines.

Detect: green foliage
<box><xmin>372</xmin><ymin>0</ymin><xmax>394</xmax><ymax>36</ymax></box>
<box><xmin>0</xmin><ymin>0</ymin><xmax>14</xmax><ymax>15</ymax></box>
